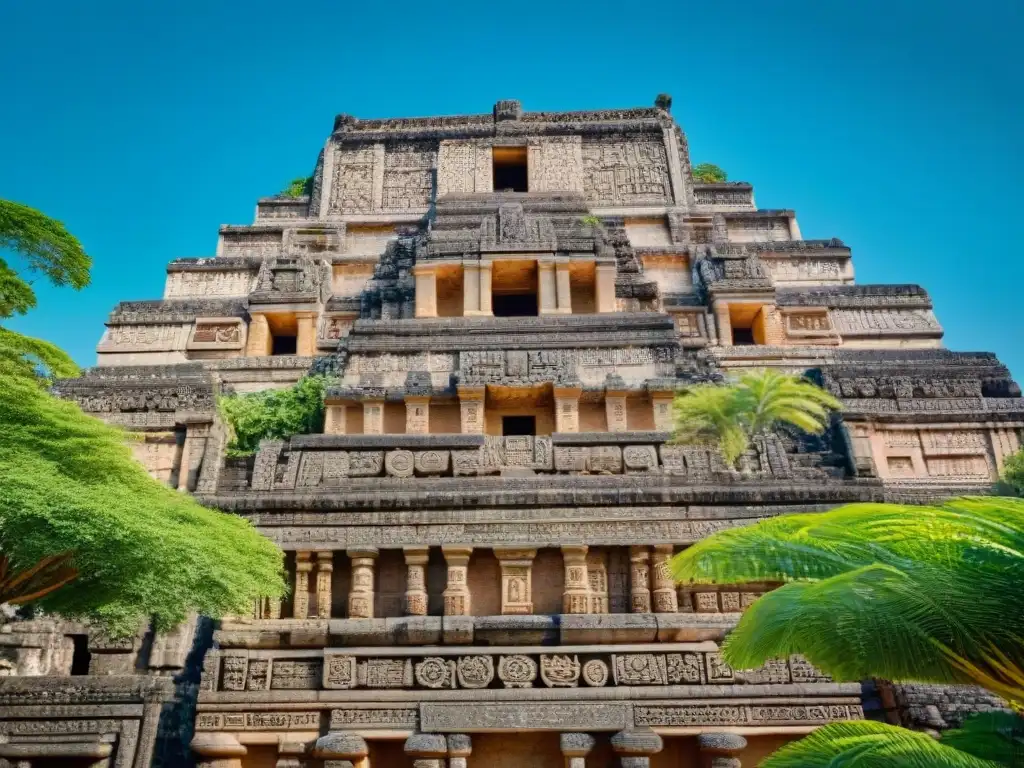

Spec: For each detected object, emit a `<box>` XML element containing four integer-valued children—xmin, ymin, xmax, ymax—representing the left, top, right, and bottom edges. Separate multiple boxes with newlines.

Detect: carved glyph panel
<box><xmin>726</xmin><ymin>218</ymin><xmax>791</xmax><ymax>243</ymax></box>
<box><xmin>527</xmin><ymin>137</ymin><xmax>584</xmax><ymax>193</ymax></box>
<box><xmin>329</xmin><ymin>144</ymin><xmax>384</xmax><ymax>214</ymax></box>
<box><xmin>164</xmin><ymin>270</ymin><xmax>254</xmax><ymax>298</ymax></box>
<box><xmin>581</xmin><ymin>135</ymin><xmax>671</xmax><ymax>206</ymax></box>
<box><xmin>220</xmin><ymin>231</ymin><xmax>282</xmax><ymax>259</ymax></box>
<box><xmin>437</xmin><ymin>140</ymin><xmax>492</xmax><ymax>196</ymax></box>
<box><xmin>97</xmin><ymin>323</ymin><xmax>191</xmax><ymax>353</ymax></box>
<box><xmin>382</xmin><ymin>142</ymin><xmax>435</xmax><ymax>211</ymax></box>
<box><xmin>832</xmin><ymin>309</ymin><xmax>941</xmax><ymax>336</ymax></box>
<box><xmin>766</xmin><ymin>257</ymin><xmax>852</xmax><ymax>285</ymax></box>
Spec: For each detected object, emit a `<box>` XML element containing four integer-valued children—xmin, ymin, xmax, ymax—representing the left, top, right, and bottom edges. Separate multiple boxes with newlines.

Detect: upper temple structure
<box><xmin>3</xmin><ymin>98</ymin><xmax>1020</xmax><ymax>767</ymax></box>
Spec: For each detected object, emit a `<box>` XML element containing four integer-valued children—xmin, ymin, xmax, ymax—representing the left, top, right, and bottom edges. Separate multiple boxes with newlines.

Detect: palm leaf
<box><xmin>670</xmin><ymin>497</ymin><xmax>1024</xmax><ymax>704</ymax></box>
<box><xmin>761</xmin><ymin>721</ymin><xmax>1003</xmax><ymax>768</ymax></box>
<box><xmin>942</xmin><ymin>711</ymin><xmax>1024</xmax><ymax>765</ymax></box>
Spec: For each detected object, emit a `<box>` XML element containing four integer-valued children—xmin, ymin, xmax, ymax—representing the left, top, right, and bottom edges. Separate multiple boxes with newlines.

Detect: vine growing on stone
<box><xmin>218</xmin><ymin>375</ymin><xmax>329</xmax><ymax>457</ymax></box>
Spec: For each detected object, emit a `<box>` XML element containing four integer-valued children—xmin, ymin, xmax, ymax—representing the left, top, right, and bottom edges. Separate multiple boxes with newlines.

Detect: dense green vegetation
<box><xmin>998</xmin><ymin>447</ymin><xmax>1024</xmax><ymax>496</ymax></box>
<box><xmin>281</xmin><ymin>176</ymin><xmax>313</xmax><ymax>198</ymax></box>
<box><xmin>218</xmin><ymin>375</ymin><xmax>328</xmax><ymax>457</ymax></box>
<box><xmin>692</xmin><ymin>162</ymin><xmax>727</xmax><ymax>183</ymax></box>
<box><xmin>670</xmin><ymin>369</ymin><xmax>841</xmax><ymax>467</ymax></box>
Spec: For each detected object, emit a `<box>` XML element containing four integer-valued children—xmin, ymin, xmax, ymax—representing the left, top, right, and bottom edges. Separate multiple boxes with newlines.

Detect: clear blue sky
<box><xmin>2</xmin><ymin>0</ymin><xmax>1021</xmax><ymax>379</ymax></box>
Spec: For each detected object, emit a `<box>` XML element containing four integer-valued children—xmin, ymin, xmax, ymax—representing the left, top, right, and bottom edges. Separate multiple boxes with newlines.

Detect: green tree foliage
<box><xmin>671</xmin><ymin>496</ymin><xmax>1024</xmax><ymax>765</ymax></box>
<box><xmin>670</xmin><ymin>369</ymin><xmax>841</xmax><ymax>467</ymax></box>
<box><xmin>692</xmin><ymin>162</ymin><xmax>727</xmax><ymax>183</ymax></box>
<box><xmin>219</xmin><ymin>376</ymin><xmax>328</xmax><ymax>457</ymax></box>
<box><xmin>0</xmin><ymin>351</ymin><xmax>285</xmax><ymax>635</ymax></box>
<box><xmin>281</xmin><ymin>176</ymin><xmax>313</xmax><ymax>198</ymax></box>
<box><xmin>760</xmin><ymin>720</ymin><xmax>1009</xmax><ymax>768</ymax></box>
<box><xmin>670</xmin><ymin>496</ymin><xmax>1024</xmax><ymax>705</ymax></box>
<box><xmin>997</xmin><ymin>447</ymin><xmax>1024</xmax><ymax>497</ymax></box>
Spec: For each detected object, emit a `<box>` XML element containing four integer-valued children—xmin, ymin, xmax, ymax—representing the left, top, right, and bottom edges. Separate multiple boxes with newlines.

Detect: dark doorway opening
<box><xmin>731</xmin><ymin>327</ymin><xmax>756</xmax><ymax>346</ymax></box>
<box><xmin>493</xmin><ymin>293</ymin><xmax>538</xmax><ymax>317</ymax></box>
<box><xmin>70</xmin><ymin>635</ymin><xmax>91</xmax><ymax>675</ymax></box>
<box><xmin>271</xmin><ymin>333</ymin><xmax>298</xmax><ymax>355</ymax></box>
<box><xmin>502</xmin><ymin>415</ymin><xmax>536</xmax><ymax>436</ymax></box>
<box><xmin>493</xmin><ymin>146</ymin><xmax>528</xmax><ymax>192</ymax></box>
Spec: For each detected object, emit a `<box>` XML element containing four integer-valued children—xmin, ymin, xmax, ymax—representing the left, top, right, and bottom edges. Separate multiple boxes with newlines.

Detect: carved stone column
<box><xmin>346</xmin><ymin>548</ymin><xmax>378</xmax><ymax>619</ymax></box>
<box><xmin>447</xmin><ymin>734</ymin><xmax>472</xmax><ymax>768</ymax></box>
<box><xmin>295</xmin><ymin>311</ymin><xmax>317</xmax><ymax>357</ymax></box>
<box><xmin>650</xmin><ymin>392</ymin><xmax>674</xmax><ymax>432</ymax></box>
<box><xmin>538</xmin><ymin>259</ymin><xmax>558</xmax><ymax>314</ymax></box>
<box><xmin>595</xmin><ymin>262</ymin><xmax>617</xmax><ymax>313</ymax></box>
<box><xmin>650</xmin><ymin>544</ymin><xmax>678</xmax><ymax>613</ymax></box>
<box><xmin>245</xmin><ymin>312</ymin><xmax>272</xmax><ymax>356</ymax></box>
<box><xmin>478</xmin><ymin>261</ymin><xmax>493</xmax><ymax>316</ymax></box>
<box><xmin>554</xmin><ymin>385</ymin><xmax>582</xmax><ymax>433</ymax></box>
<box><xmin>406</xmin><ymin>396</ymin><xmax>430</xmax><ymax>435</ymax></box>
<box><xmin>629</xmin><ymin>546</ymin><xmax>652</xmax><ymax>613</ymax></box>
<box><xmin>325</xmin><ymin>403</ymin><xmax>348</xmax><ymax>435</ymax></box>
<box><xmin>611</xmin><ymin>728</ymin><xmax>663</xmax><ymax>768</ymax></box>
<box><xmin>266</xmin><ymin>595</ymin><xmax>282</xmax><ymax>619</ymax></box>
<box><xmin>314</xmin><ymin>733</ymin><xmax>369</xmax><ymax>768</ymax></box>
<box><xmin>495</xmin><ymin>548</ymin><xmax>536</xmax><ymax>614</ymax></box>
<box><xmin>293</xmin><ymin>551</ymin><xmax>313</xmax><ymax>619</ymax></box>
<box><xmin>713</xmin><ymin>301</ymin><xmax>732</xmax><ymax>345</ymax></box>
<box><xmin>191</xmin><ymin>733</ymin><xmax>246</xmax><ymax>768</ymax></box>
<box><xmin>414</xmin><ymin>264</ymin><xmax>438</xmax><ymax>318</ymax></box>
<box><xmin>462</xmin><ymin>262</ymin><xmax>480</xmax><ymax>315</ymax></box>
<box><xmin>442</xmin><ymin>546</ymin><xmax>473</xmax><ymax>616</ymax></box>
<box><xmin>275</xmin><ymin>739</ymin><xmax>309</xmax><ymax>768</ymax></box>
<box><xmin>404</xmin><ymin>546</ymin><xmax>430</xmax><ymax>616</ymax></box>
<box><xmin>698</xmin><ymin>733</ymin><xmax>747</xmax><ymax>768</ymax></box>
<box><xmin>560</xmin><ymin>733</ymin><xmax>596</xmax><ymax>768</ymax></box>
<box><xmin>562</xmin><ymin>546</ymin><xmax>590</xmax><ymax>614</ymax></box>
<box><xmin>555</xmin><ymin>260</ymin><xmax>573</xmax><ymax>313</ymax></box>
<box><xmin>362</xmin><ymin>399</ymin><xmax>384</xmax><ymax>435</ymax></box>
<box><xmin>405</xmin><ymin>733</ymin><xmax>447</xmax><ymax>768</ymax></box>
<box><xmin>315</xmin><ymin>551</ymin><xmax>333</xmax><ymax>619</ymax></box>
<box><xmin>457</xmin><ymin>385</ymin><xmax>485</xmax><ymax>434</ymax></box>
<box><xmin>586</xmin><ymin>551</ymin><xmax>609</xmax><ymax>613</ymax></box>
<box><xmin>605</xmin><ymin>390</ymin><xmax>628</xmax><ymax>432</ymax></box>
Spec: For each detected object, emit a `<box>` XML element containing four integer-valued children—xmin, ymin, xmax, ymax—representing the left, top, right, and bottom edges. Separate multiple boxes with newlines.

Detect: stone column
<box><xmin>177</xmin><ymin>429</ymin><xmax>194</xmax><ymax>492</ymax></box>
<box><xmin>555</xmin><ymin>260</ymin><xmax>573</xmax><ymax>313</ymax></box>
<box><xmin>315</xmin><ymin>551</ymin><xmax>333</xmax><ymax>619</ymax></box>
<box><xmin>295</xmin><ymin>311</ymin><xmax>317</xmax><ymax>357</ymax></box>
<box><xmin>246</xmin><ymin>312</ymin><xmax>272</xmax><ymax>356</ymax></box>
<box><xmin>538</xmin><ymin>258</ymin><xmax>558</xmax><ymax>314</ymax></box>
<box><xmin>562</xmin><ymin>546</ymin><xmax>590</xmax><ymax>614</ymax></box>
<box><xmin>404</xmin><ymin>546</ymin><xmax>430</xmax><ymax>616</ymax></box>
<box><xmin>442</xmin><ymin>546</ymin><xmax>473</xmax><ymax>616</ymax></box>
<box><xmin>462</xmin><ymin>262</ymin><xmax>481</xmax><ymax>316</ymax></box>
<box><xmin>629</xmin><ymin>546</ymin><xmax>652</xmax><ymax>613</ymax></box>
<box><xmin>406</xmin><ymin>396</ymin><xmax>430</xmax><ymax>435</ymax></box>
<box><xmin>495</xmin><ymin>548</ymin><xmax>536</xmax><ymax>615</ymax></box>
<box><xmin>314</xmin><ymin>733</ymin><xmax>369</xmax><ymax>768</ymax></box>
<box><xmin>698</xmin><ymin>733</ymin><xmax>747</xmax><ymax>768</ymax></box>
<box><xmin>478</xmin><ymin>261</ymin><xmax>493</xmax><ymax>316</ymax></box>
<box><xmin>448</xmin><ymin>734</ymin><xmax>472</xmax><ymax>768</ymax></box>
<box><xmin>650</xmin><ymin>544</ymin><xmax>678</xmax><ymax>613</ymax></box>
<box><xmin>611</xmin><ymin>728</ymin><xmax>663</xmax><ymax>768</ymax></box>
<box><xmin>586</xmin><ymin>551</ymin><xmax>609</xmax><ymax>613</ymax></box>
<box><xmin>191</xmin><ymin>733</ymin><xmax>246</xmax><ymax>768</ymax></box>
<box><xmin>293</xmin><ymin>551</ymin><xmax>313</xmax><ymax>619</ymax></box>
<box><xmin>560</xmin><ymin>733</ymin><xmax>596</xmax><ymax>768</ymax></box>
<box><xmin>362</xmin><ymin>399</ymin><xmax>384</xmax><ymax>435</ymax></box>
<box><xmin>346</xmin><ymin>548</ymin><xmax>378</xmax><ymax>619</ymax></box>
<box><xmin>605</xmin><ymin>389</ymin><xmax>628</xmax><ymax>433</ymax></box>
<box><xmin>650</xmin><ymin>392</ymin><xmax>674</xmax><ymax>432</ymax></box>
<box><xmin>457</xmin><ymin>385</ymin><xmax>485</xmax><ymax>434</ymax></box>
<box><xmin>595</xmin><ymin>262</ymin><xmax>617</xmax><ymax>313</ymax></box>
<box><xmin>324</xmin><ymin>403</ymin><xmax>348</xmax><ymax>435</ymax></box>
<box><xmin>554</xmin><ymin>385</ymin><xmax>582</xmax><ymax>433</ymax></box>
<box><xmin>414</xmin><ymin>264</ymin><xmax>438</xmax><ymax>318</ymax></box>
<box><xmin>404</xmin><ymin>734</ymin><xmax>447</xmax><ymax>768</ymax></box>
<box><xmin>266</xmin><ymin>595</ymin><xmax>282</xmax><ymax>619</ymax></box>
<box><xmin>713</xmin><ymin>301</ymin><xmax>732</xmax><ymax>345</ymax></box>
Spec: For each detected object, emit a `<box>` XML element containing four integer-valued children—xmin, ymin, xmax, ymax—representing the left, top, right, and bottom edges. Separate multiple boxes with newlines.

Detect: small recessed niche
<box><xmin>502</xmin><ymin>415</ymin><xmax>536</xmax><ymax>436</ymax></box>
<box><xmin>493</xmin><ymin>146</ymin><xmax>528</xmax><ymax>192</ymax></box>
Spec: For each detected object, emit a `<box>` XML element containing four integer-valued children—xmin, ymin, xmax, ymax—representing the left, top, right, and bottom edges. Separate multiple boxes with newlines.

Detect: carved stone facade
<box><xmin>16</xmin><ymin>98</ymin><xmax>1018</xmax><ymax>766</ymax></box>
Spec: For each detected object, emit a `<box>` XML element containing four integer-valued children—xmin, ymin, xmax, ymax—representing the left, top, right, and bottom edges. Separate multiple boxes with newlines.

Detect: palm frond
<box><xmin>761</xmin><ymin>721</ymin><xmax>1004</xmax><ymax>768</ymax></box>
<box><xmin>670</xmin><ymin>497</ymin><xmax>1024</xmax><ymax>703</ymax></box>
<box><xmin>941</xmin><ymin>711</ymin><xmax>1024</xmax><ymax>765</ymax></box>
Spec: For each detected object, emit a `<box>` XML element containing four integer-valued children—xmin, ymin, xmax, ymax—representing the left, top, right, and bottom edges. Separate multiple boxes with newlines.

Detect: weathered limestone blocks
<box><xmin>347</xmin><ymin>548</ymin><xmax>378</xmax><ymax>619</ymax></box>
<box><xmin>698</xmin><ymin>733</ymin><xmax>747</xmax><ymax>768</ymax></box>
<box><xmin>313</xmin><ymin>733</ymin><xmax>368</xmax><ymax>768</ymax></box>
<box><xmin>611</xmin><ymin>727</ymin><xmax>663</xmax><ymax>768</ymax></box>
<box><xmin>404</xmin><ymin>733</ymin><xmax>447</xmax><ymax>768</ymax></box>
